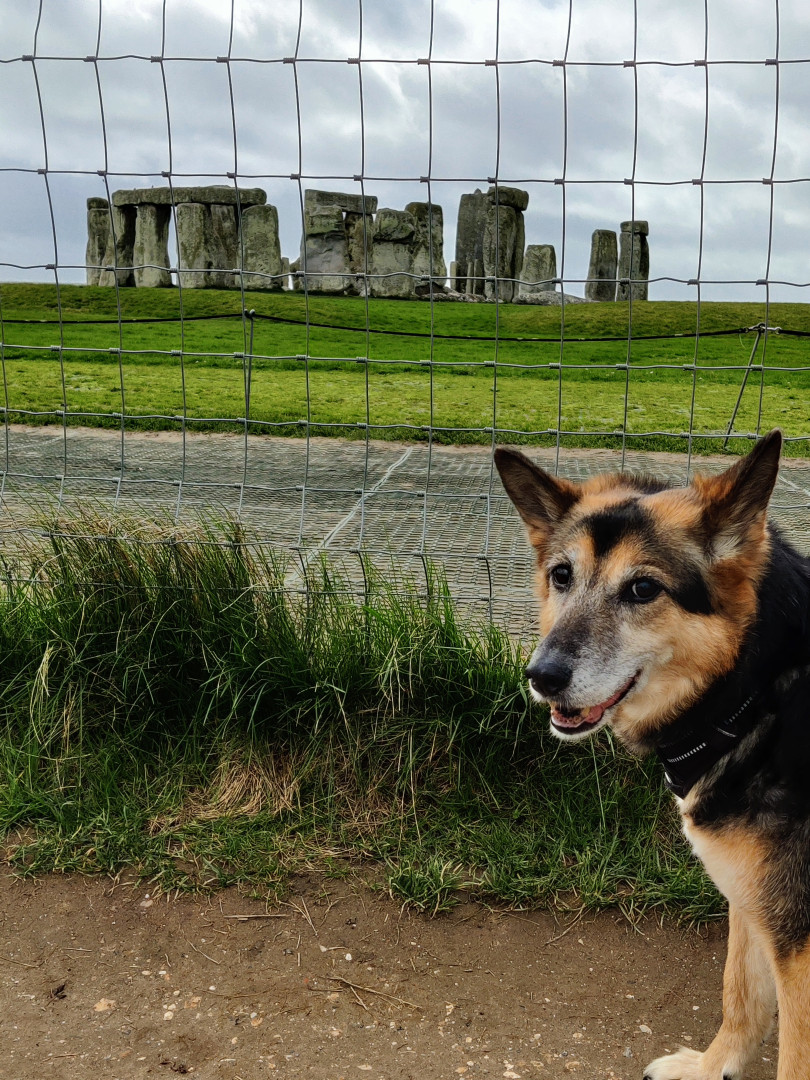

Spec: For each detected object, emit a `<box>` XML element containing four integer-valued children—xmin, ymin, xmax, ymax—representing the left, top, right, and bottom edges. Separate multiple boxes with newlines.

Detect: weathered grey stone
<box><xmin>454</xmin><ymin>190</ymin><xmax>487</xmax><ymax>294</ymax></box>
<box><xmin>280</xmin><ymin>256</ymin><xmax>291</xmax><ymax>290</ymax></box>
<box><xmin>238</xmin><ymin>204</ymin><xmax>282</xmax><ymax>290</ymax></box>
<box><xmin>176</xmin><ymin>203</ymin><xmax>209</xmax><ymax>289</ymax></box>
<box><xmin>471</xmin><ymin>257</ymin><xmax>485</xmax><ymax>295</ymax></box>
<box><xmin>289</xmin><ymin>258</ymin><xmax>302</xmax><ymax>291</ymax></box>
<box><xmin>304</xmin><ymin>189</ymin><xmax>377</xmax><ymax>216</ymax></box>
<box><xmin>133</xmin><ymin>204</ymin><xmax>172</xmax><ymax>288</ymax></box>
<box><xmin>617</xmin><ymin>220</ymin><xmax>649</xmax><ymax>301</ymax></box>
<box><xmin>174</xmin><ymin>203</ymin><xmax>239</xmax><ymax>289</ymax></box>
<box><xmin>369</xmin><ymin>240</ymin><xmax>414</xmax><ymax>299</ymax></box>
<box><xmin>344</xmin><ymin>212</ymin><xmax>372</xmax><ymax>280</ymax></box>
<box><xmin>373</xmin><ymin>208</ymin><xmax>415</xmax><ymax>242</ymax></box>
<box><xmin>483</xmin><ymin>204</ymin><xmax>519</xmax><ymax>302</ymax></box>
<box><xmin>295</xmin><ymin>194</ymin><xmax>365</xmax><ymax>294</ymax></box>
<box><xmin>621</xmin><ymin>218</ymin><xmax>649</xmax><ymax>236</ymax></box>
<box><xmin>486</xmin><ymin>185</ymin><xmax>530</xmax><ymax>212</ymax></box>
<box><xmin>98</xmin><ymin>204</ymin><xmax>136</xmax><ymax>287</ymax></box>
<box><xmin>207</xmin><ymin>204</ymin><xmax>239</xmax><ymax>288</ymax></box>
<box><xmin>585</xmin><ymin>229</ymin><xmax>618</xmax><ymax>302</ymax></box>
<box><xmin>86</xmin><ymin>199</ymin><xmax>110</xmax><ymax>286</ymax></box>
<box><xmin>406</xmin><ymin>202</ymin><xmax>447</xmax><ymax>284</ymax></box>
<box><xmin>113</xmin><ymin>186</ymin><xmax>266</xmax><ymax>208</ymax></box>
<box><xmin>300</xmin><ymin>232</ymin><xmax>352</xmax><ymax>294</ymax></box>
<box><xmin>365</xmin><ymin>208</ymin><xmax>414</xmax><ymax>298</ymax></box>
<box><xmin>304</xmin><ymin>208</ymin><xmax>345</xmax><ymax>236</ymax></box>
<box><xmin>517</xmin><ymin>244</ymin><xmax>557</xmax><ymax>299</ymax></box>
<box><xmin>514</xmin><ymin>212</ymin><xmax>525</xmax><ymax>282</ymax></box>
<box><xmin>517</xmin><ymin>290</ymin><xmax>590</xmax><ymax>306</ymax></box>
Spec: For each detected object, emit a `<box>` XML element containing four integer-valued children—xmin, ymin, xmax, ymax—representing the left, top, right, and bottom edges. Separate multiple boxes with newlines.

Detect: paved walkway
<box><xmin>2</xmin><ymin>425</ymin><xmax>809</xmax><ymax>637</ymax></box>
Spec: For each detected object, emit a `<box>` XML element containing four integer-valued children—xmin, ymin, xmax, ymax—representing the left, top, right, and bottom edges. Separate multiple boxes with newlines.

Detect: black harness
<box><xmin>654</xmin><ymin>690</ymin><xmax>761</xmax><ymax>799</ymax></box>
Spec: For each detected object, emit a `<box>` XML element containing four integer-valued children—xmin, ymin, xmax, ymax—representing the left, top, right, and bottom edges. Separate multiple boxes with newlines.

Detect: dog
<box><xmin>494</xmin><ymin>430</ymin><xmax>810</xmax><ymax>1080</ymax></box>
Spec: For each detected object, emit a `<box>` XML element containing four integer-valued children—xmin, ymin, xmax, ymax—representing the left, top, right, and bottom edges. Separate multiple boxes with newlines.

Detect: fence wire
<box><xmin>1</xmin><ymin>0</ymin><xmax>809</xmax><ymax>634</ymax></box>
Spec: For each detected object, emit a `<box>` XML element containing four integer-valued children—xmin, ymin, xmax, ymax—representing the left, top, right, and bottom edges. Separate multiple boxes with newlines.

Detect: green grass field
<box><xmin>2</xmin><ymin>283</ymin><xmax>810</xmax><ymax>453</ymax></box>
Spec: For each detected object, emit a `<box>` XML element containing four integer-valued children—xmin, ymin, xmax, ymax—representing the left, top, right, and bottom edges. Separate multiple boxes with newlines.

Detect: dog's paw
<box><xmin>643</xmin><ymin>1047</ymin><xmax>708</xmax><ymax>1080</ymax></box>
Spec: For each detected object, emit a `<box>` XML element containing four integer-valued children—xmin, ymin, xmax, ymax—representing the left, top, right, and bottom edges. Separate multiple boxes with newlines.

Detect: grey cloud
<box><xmin>1</xmin><ymin>0</ymin><xmax>808</xmax><ymax>299</ymax></box>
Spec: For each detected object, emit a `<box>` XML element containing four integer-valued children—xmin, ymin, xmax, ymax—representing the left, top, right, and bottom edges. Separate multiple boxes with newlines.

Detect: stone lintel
<box><xmin>486</xmin><ymin>185</ymin><xmax>529</xmax><ymax>211</ymax></box>
<box><xmin>112</xmin><ymin>186</ymin><xmax>267</xmax><ymax>208</ymax></box>
<box><xmin>620</xmin><ymin>219</ymin><xmax>649</xmax><ymax>235</ymax></box>
<box><xmin>304</xmin><ymin>189</ymin><xmax>378</xmax><ymax>216</ymax></box>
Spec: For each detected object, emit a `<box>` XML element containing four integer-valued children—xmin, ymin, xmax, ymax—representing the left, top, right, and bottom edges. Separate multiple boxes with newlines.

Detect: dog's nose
<box><xmin>525</xmin><ymin>654</ymin><xmax>573</xmax><ymax>698</ymax></box>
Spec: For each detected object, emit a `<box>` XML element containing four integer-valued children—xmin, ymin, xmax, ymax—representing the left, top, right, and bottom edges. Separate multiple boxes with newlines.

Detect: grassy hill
<box><xmin>1</xmin><ymin>282</ymin><xmax>809</xmax><ymax>453</ymax></box>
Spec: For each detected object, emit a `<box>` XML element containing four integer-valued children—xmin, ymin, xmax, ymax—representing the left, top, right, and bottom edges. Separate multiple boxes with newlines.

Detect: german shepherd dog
<box><xmin>495</xmin><ymin>430</ymin><xmax>810</xmax><ymax>1080</ymax></box>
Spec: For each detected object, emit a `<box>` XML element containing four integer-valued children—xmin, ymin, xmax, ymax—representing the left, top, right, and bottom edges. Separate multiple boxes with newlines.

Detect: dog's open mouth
<box><xmin>550</xmin><ymin>673</ymin><xmax>639</xmax><ymax>736</ymax></box>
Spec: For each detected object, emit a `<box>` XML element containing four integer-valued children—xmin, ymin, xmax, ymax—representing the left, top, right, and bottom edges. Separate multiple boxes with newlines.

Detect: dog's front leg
<box><xmin>644</xmin><ymin>906</ymin><xmax>775</xmax><ymax>1080</ymax></box>
<box><xmin>772</xmin><ymin>939</ymin><xmax>810</xmax><ymax>1080</ymax></box>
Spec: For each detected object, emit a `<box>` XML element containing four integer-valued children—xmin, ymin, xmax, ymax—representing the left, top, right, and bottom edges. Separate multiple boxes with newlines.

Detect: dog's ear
<box><xmin>693</xmin><ymin>429</ymin><xmax>782</xmax><ymax>558</ymax></box>
<box><xmin>494</xmin><ymin>448</ymin><xmax>580</xmax><ymax>550</ymax></box>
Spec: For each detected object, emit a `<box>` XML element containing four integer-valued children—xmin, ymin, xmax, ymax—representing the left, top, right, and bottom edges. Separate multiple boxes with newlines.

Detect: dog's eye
<box><xmin>624</xmin><ymin>577</ymin><xmax>662</xmax><ymax>603</ymax></box>
<box><xmin>550</xmin><ymin>565</ymin><xmax>572</xmax><ymax>589</ymax></box>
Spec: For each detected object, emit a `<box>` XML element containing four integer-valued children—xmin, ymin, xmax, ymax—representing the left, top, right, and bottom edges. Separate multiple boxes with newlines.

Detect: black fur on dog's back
<box><xmin>672</xmin><ymin>526</ymin><xmax>810</xmax><ymax>958</ymax></box>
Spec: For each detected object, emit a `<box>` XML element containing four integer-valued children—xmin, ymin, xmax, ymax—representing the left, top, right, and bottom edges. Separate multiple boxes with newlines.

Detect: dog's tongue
<box><xmin>551</xmin><ymin>703</ymin><xmax>606</xmax><ymax>728</ymax></box>
<box><xmin>551</xmin><ymin>678</ymin><xmax>635</xmax><ymax>729</ymax></box>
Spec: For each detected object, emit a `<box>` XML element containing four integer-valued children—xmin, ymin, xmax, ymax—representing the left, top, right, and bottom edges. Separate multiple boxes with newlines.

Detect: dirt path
<box><xmin>0</xmin><ymin>872</ymin><xmax>775</xmax><ymax>1079</ymax></box>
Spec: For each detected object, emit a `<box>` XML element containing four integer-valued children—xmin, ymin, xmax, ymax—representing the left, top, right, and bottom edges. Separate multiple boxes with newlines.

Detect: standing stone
<box><xmin>616</xmin><ymin>220</ymin><xmax>649</xmax><ymax>301</ymax></box>
<box><xmin>280</xmin><ymin>256</ymin><xmax>291</xmax><ymax>290</ymax></box>
<box><xmin>518</xmin><ymin>245</ymin><xmax>557</xmax><ymax>300</ymax></box>
<box><xmin>405</xmin><ymin>202</ymin><xmax>446</xmax><ymax>285</ymax></box>
<box><xmin>207</xmin><ymin>204</ymin><xmax>238</xmax><ymax>289</ymax></box>
<box><xmin>454</xmin><ymin>190</ymin><xmax>487</xmax><ymax>294</ymax></box>
<box><xmin>373</xmin><ymin>208</ymin><xmax>416</xmax><ymax>242</ymax></box>
<box><xmin>176</xmin><ymin>203</ymin><xmax>238</xmax><ymax>289</ymax></box>
<box><xmin>344</xmin><ymin>211</ymin><xmax>373</xmax><ymax>286</ymax></box>
<box><xmin>176</xmin><ymin>203</ymin><xmax>209</xmax><ymax>289</ymax></box>
<box><xmin>482</xmin><ymin>186</ymin><xmax>529</xmax><ymax>302</ymax></box>
<box><xmin>483</xmin><ymin>205</ymin><xmax>519</xmax><ymax>302</ymax></box>
<box><xmin>238</xmin><ymin>204</ymin><xmax>282</xmax><ymax>290</ymax></box>
<box><xmin>300</xmin><ymin>206</ymin><xmax>352</xmax><ymax>294</ymax></box>
<box><xmin>86</xmin><ymin>198</ymin><xmax>110</xmax><ymax>286</ymax></box>
<box><xmin>298</xmin><ymin>191</ymin><xmax>376</xmax><ymax>294</ymax></box>
<box><xmin>133</xmin><ymin>204</ymin><xmax>172</xmax><ymax>288</ymax></box>
<box><xmin>94</xmin><ymin>186</ymin><xmax>269</xmax><ymax>288</ymax></box>
<box><xmin>97</xmin><ymin>204</ymin><xmax>136</xmax><ymax>287</ymax></box>
<box><xmin>514</xmin><ymin>211</ymin><xmax>526</xmax><ymax>282</ymax></box>
<box><xmin>585</xmin><ymin>230</ymin><xmax>619</xmax><ymax>302</ymax></box>
<box><xmin>369</xmin><ymin>208</ymin><xmax>416</xmax><ymax>298</ymax></box>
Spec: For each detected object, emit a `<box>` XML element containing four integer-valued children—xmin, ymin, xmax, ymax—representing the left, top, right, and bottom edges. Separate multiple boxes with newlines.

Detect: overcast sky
<box><xmin>2</xmin><ymin>0</ymin><xmax>809</xmax><ymax>301</ymax></box>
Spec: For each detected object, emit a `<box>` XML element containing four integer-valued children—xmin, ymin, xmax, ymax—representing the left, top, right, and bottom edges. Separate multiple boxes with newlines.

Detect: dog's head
<box><xmin>495</xmin><ymin>431</ymin><xmax>782</xmax><ymax>751</ymax></box>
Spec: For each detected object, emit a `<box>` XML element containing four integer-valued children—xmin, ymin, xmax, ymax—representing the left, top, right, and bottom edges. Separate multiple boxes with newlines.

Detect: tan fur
<box><xmin>611</xmin><ymin>612</ymin><xmax>744</xmax><ymax>748</ymax></box>
<box><xmin>645</xmin><ymin>907</ymin><xmax>776</xmax><ymax>1080</ymax></box>
<box><xmin>493</xmin><ymin>433</ymin><xmax>799</xmax><ymax>1078</ymax></box>
<box><xmin>771</xmin><ymin>944</ymin><xmax>810</xmax><ymax>1080</ymax></box>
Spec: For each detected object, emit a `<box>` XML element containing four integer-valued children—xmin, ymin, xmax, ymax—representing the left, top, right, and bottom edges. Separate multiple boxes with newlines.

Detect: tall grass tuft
<box><xmin>0</xmin><ymin>511</ymin><xmax>720</xmax><ymax>920</ymax></box>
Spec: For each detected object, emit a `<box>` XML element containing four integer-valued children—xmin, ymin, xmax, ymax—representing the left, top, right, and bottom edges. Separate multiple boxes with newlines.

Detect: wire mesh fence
<box><xmin>1</xmin><ymin>0</ymin><xmax>809</xmax><ymax>633</ymax></box>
